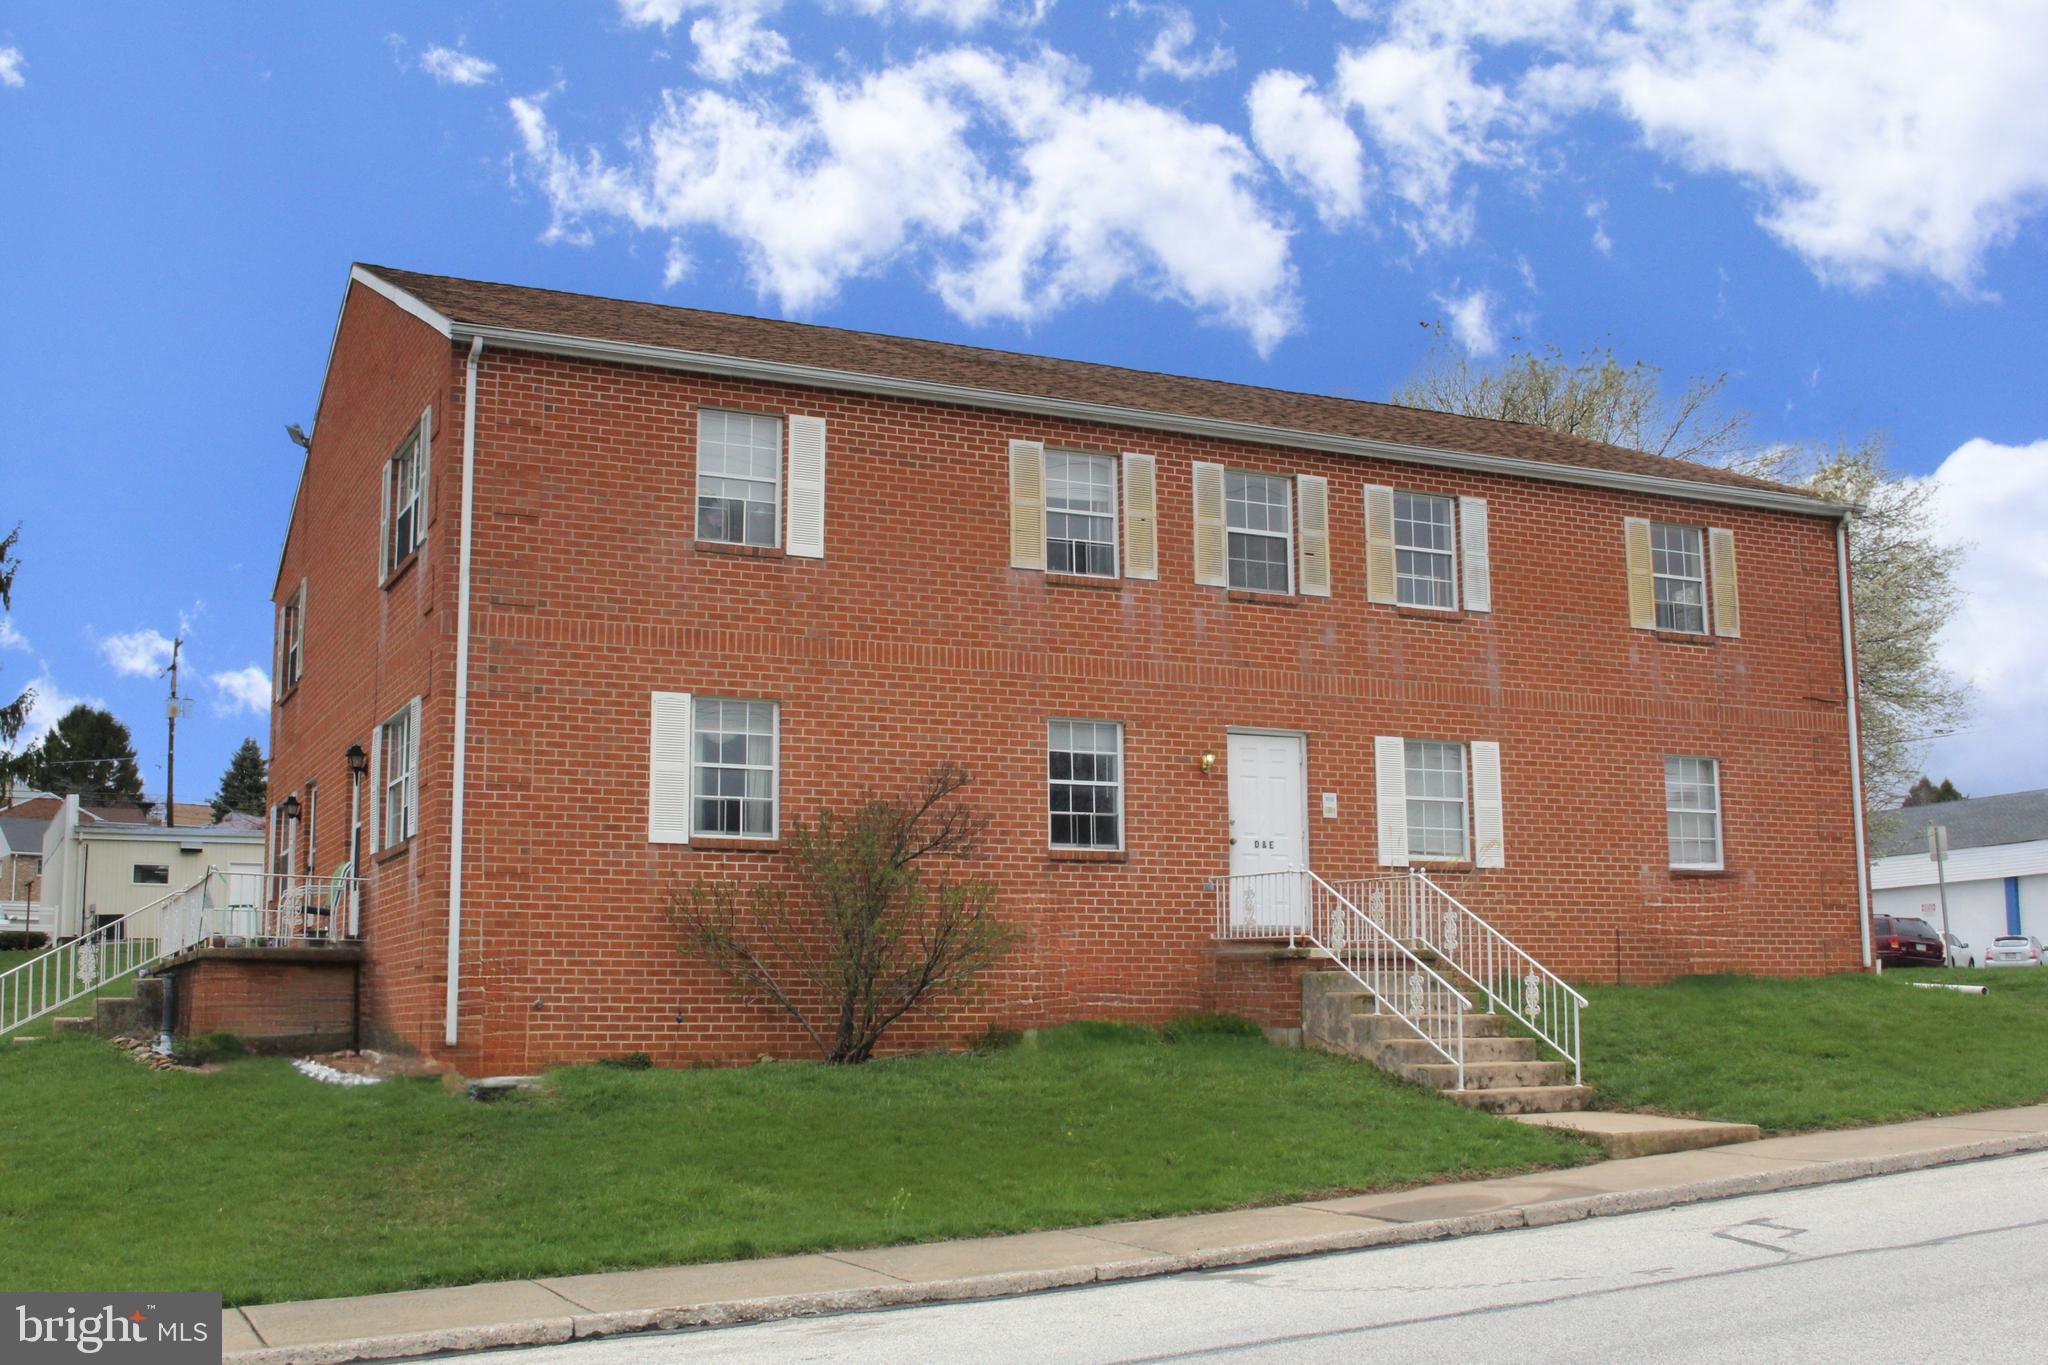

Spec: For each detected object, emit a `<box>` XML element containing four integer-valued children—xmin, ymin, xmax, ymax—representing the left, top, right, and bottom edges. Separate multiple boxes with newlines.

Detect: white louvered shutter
<box><xmin>648</xmin><ymin>692</ymin><xmax>694</xmax><ymax>844</ymax></box>
<box><xmin>366</xmin><ymin>722</ymin><xmax>381</xmax><ymax>855</ymax></box>
<box><xmin>416</xmin><ymin>405</ymin><xmax>432</xmax><ymax>531</ymax></box>
<box><xmin>1296</xmin><ymin>474</ymin><xmax>1331</xmax><ymax>597</ymax></box>
<box><xmin>296</xmin><ymin>577</ymin><xmax>308</xmax><ymax>683</ymax></box>
<box><xmin>1471</xmin><ymin>741</ymin><xmax>1505</xmax><ymax>868</ymax></box>
<box><xmin>1375</xmin><ymin>735</ymin><xmax>1409</xmax><ymax>867</ymax></box>
<box><xmin>1709</xmin><ymin>528</ymin><xmax>1741</xmax><ymax>638</ymax></box>
<box><xmin>1122</xmin><ymin>452</ymin><xmax>1159</xmax><ymax>580</ymax></box>
<box><xmin>1459</xmin><ymin>497</ymin><xmax>1491</xmax><ymax>613</ymax></box>
<box><xmin>1192</xmin><ymin>461</ymin><xmax>1227</xmax><ymax>586</ymax></box>
<box><xmin>1623</xmin><ymin>517</ymin><xmax>1656</xmax><ymax>629</ymax></box>
<box><xmin>272</xmin><ymin>603</ymin><xmax>285</xmax><ymax>703</ymax></box>
<box><xmin>1008</xmin><ymin>440</ymin><xmax>1046</xmax><ymax>570</ymax></box>
<box><xmin>405</xmin><ymin>697</ymin><xmax>422</xmax><ymax>841</ymax></box>
<box><xmin>786</xmin><ymin>415</ymin><xmax>827</xmax><ymax>558</ymax></box>
<box><xmin>1364</xmin><ymin>485</ymin><xmax>1397</xmax><ymax>604</ymax></box>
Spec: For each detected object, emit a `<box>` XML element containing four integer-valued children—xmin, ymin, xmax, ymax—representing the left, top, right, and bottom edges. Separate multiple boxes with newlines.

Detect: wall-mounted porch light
<box><xmin>1200</xmin><ymin>752</ymin><xmax>1216</xmax><ymax>775</ymax></box>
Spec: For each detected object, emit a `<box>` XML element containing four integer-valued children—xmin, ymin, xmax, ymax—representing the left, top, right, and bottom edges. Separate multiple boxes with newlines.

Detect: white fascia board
<box><xmin>449</xmin><ymin>322</ymin><xmax>1852</xmax><ymax>521</ymax></box>
<box><xmin>77</xmin><ymin>826</ymin><xmax>264</xmax><ymax>847</ymax></box>
<box><xmin>1871</xmin><ymin>839</ymin><xmax>2048</xmax><ymax>890</ymax></box>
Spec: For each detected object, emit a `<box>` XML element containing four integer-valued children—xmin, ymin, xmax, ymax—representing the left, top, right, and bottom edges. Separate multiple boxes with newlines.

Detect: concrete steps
<box><xmin>1301</xmin><ymin>970</ymin><xmax>1590</xmax><ymax>1115</ymax></box>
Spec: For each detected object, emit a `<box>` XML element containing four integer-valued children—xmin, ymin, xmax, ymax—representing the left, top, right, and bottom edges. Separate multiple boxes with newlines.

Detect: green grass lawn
<box><xmin>1581</xmin><ymin>968</ymin><xmax>2048</xmax><ymax>1131</ymax></box>
<box><xmin>0</xmin><ymin>1022</ymin><xmax>1587</xmax><ymax>1306</ymax></box>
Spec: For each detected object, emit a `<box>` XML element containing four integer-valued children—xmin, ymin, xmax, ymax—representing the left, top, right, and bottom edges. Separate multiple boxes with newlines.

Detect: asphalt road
<box><xmin>477</xmin><ymin>1150</ymin><xmax>2048</xmax><ymax>1363</ymax></box>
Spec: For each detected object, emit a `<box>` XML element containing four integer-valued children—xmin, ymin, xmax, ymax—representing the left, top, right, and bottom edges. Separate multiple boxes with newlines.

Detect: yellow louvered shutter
<box><xmin>1122</xmin><ymin>453</ymin><xmax>1158</xmax><ymax>580</ymax></box>
<box><xmin>1296</xmin><ymin>474</ymin><xmax>1331</xmax><ymax>597</ymax></box>
<box><xmin>1709</xmin><ymin>528</ymin><xmax>1741</xmax><ymax>638</ymax></box>
<box><xmin>1623</xmin><ymin>517</ymin><xmax>1656</xmax><ymax>629</ymax></box>
<box><xmin>1008</xmin><ymin>440</ymin><xmax>1045</xmax><ymax>570</ymax></box>
<box><xmin>1364</xmin><ymin>485</ymin><xmax>1396</xmax><ymax>603</ymax></box>
<box><xmin>1192</xmin><ymin>462</ymin><xmax>1226</xmax><ymax>586</ymax></box>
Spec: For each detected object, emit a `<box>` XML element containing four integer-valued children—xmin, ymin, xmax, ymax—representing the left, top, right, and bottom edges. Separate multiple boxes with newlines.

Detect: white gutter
<box><xmin>446</xmin><ymin>336</ymin><xmax>483</xmax><ymax>1046</ymax></box>
<box><xmin>1838</xmin><ymin>520</ymin><xmax>1873</xmax><ymax>968</ymax></box>
<box><xmin>445</xmin><ymin>321</ymin><xmax>1852</xmax><ymax>522</ymax></box>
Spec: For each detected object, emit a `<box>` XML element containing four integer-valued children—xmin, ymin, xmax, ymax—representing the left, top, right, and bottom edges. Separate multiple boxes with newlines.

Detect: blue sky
<box><xmin>3</xmin><ymin>1</ymin><xmax>2046</xmax><ymax>804</ymax></box>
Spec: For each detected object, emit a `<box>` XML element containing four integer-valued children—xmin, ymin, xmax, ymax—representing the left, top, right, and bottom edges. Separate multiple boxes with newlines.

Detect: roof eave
<box><xmin>442</xmin><ymin>319</ymin><xmax>1846</xmax><ymax>520</ymax></box>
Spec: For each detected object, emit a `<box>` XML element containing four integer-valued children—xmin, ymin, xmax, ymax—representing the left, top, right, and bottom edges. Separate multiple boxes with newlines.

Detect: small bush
<box><xmin>0</xmin><ymin>932</ymin><xmax>50</xmax><ymax>951</ymax></box>
<box><xmin>174</xmin><ymin>1032</ymin><xmax>246</xmax><ymax>1066</ymax></box>
<box><xmin>966</xmin><ymin>1024</ymin><xmax>1023</xmax><ymax>1055</ymax></box>
<box><xmin>597</xmin><ymin>1052</ymin><xmax>654</xmax><ymax>1070</ymax></box>
<box><xmin>1161</xmin><ymin>1012</ymin><xmax>1264</xmax><ymax>1043</ymax></box>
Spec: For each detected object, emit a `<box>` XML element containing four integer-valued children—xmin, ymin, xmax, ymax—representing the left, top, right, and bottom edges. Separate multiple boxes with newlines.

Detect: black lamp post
<box><xmin>345</xmin><ymin>744</ymin><xmax>368</xmax><ymax>876</ymax></box>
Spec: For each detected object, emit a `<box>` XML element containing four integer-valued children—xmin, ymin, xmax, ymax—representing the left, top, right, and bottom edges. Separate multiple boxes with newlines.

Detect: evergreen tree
<box><xmin>210</xmin><ymin>739</ymin><xmax>268</xmax><ymax>820</ymax></box>
<box><xmin>22</xmin><ymin>704</ymin><xmax>144</xmax><ymax>803</ymax></box>
<box><xmin>1902</xmin><ymin>776</ymin><xmax>1966</xmax><ymax>807</ymax></box>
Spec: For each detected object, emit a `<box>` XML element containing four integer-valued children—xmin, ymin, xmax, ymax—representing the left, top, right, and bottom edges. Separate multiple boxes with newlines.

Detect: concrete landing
<box><xmin>1511</xmin><ymin>1110</ymin><xmax>1762</xmax><ymax>1157</ymax></box>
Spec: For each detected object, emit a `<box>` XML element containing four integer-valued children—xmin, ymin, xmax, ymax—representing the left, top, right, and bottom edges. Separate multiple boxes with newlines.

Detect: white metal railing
<box><xmin>0</xmin><ymin>867</ymin><xmax>362</xmax><ymax>1039</ymax></box>
<box><xmin>2</xmin><ymin>900</ymin><xmax>54</xmax><ymax>938</ymax></box>
<box><xmin>1217</xmin><ymin>869</ymin><xmax>1469</xmax><ymax>1087</ymax></box>
<box><xmin>1332</xmin><ymin>871</ymin><xmax>1588</xmax><ymax>1083</ymax></box>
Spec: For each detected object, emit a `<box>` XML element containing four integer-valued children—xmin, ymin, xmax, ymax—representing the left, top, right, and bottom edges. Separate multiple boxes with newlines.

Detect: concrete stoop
<box><xmin>36</xmin><ymin>977</ymin><xmax>162</xmax><ymax>1040</ymax></box>
<box><xmin>1302</xmin><ymin>970</ymin><xmax>1592</xmax><ymax>1115</ymax></box>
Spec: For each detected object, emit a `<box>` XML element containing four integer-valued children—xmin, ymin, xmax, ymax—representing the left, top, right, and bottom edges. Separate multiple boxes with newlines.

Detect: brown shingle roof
<box><xmin>364</xmin><ymin>265</ymin><xmax>1823</xmax><ymax>507</ymax></box>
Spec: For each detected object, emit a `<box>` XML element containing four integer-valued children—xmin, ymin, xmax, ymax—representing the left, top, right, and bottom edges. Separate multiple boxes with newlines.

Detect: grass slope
<box><xmin>1582</xmin><ymin>969</ymin><xmax>2048</xmax><ymax>1131</ymax></box>
<box><xmin>0</xmin><ymin>1023</ymin><xmax>1585</xmax><ymax>1306</ymax></box>
<box><xmin>1</xmin><ymin>947</ymin><xmax>141</xmax><ymax>1039</ymax></box>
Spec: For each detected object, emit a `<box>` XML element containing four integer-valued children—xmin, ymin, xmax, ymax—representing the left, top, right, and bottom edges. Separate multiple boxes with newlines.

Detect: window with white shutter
<box><xmin>379</xmin><ymin>700</ymin><xmax>419</xmax><ymax>845</ymax></box>
<box><xmin>692</xmin><ymin>699</ymin><xmax>779</xmax><ymax>839</ymax></box>
<box><xmin>1393</xmin><ymin>491</ymin><xmax>1457</xmax><ymax>609</ymax></box>
<box><xmin>1225</xmin><ymin>470</ymin><xmax>1292</xmax><ymax>593</ymax></box>
<box><xmin>697</xmin><ymin>409</ymin><xmax>783</xmax><ymax>549</ymax></box>
<box><xmin>1045</xmin><ymin>451</ymin><xmax>1118</xmax><ymax>577</ymax></box>
<box><xmin>1404</xmin><ymin>740</ymin><xmax>1468</xmax><ymax>861</ymax></box>
<box><xmin>382</xmin><ymin>426</ymin><xmax>424</xmax><ymax>581</ymax></box>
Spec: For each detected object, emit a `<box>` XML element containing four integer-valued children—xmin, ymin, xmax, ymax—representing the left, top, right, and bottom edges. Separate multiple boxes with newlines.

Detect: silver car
<box><xmin>1984</xmin><ymin>935</ymin><xmax>2044</xmax><ymax>968</ymax></box>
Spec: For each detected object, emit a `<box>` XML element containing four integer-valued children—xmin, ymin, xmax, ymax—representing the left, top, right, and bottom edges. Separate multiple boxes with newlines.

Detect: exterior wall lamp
<box><xmin>1200</xmin><ymin>752</ymin><xmax>1216</xmax><ymax>775</ymax></box>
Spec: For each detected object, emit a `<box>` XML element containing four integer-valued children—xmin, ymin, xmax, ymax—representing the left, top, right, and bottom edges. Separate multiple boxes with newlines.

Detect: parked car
<box><xmin>1943</xmin><ymin>932</ymin><xmax>1976</xmax><ymax>969</ymax></box>
<box><xmin>1984</xmin><ymin>935</ymin><xmax>2044</xmax><ymax>968</ymax></box>
<box><xmin>1873</xmin><ymin>915</ymin><xmax>1946</xmax><ymax>969</ymax></box>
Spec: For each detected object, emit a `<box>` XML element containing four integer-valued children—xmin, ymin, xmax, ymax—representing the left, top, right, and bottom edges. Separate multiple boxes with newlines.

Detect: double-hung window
<box><xmin>1665</xmin><ymin>756</ymin><xmax>1723</xmax><ymax>870</ymax></box>
<box><xmin>1225</xmin><ymin>471</ymin><xmax>1292</xmax><ymax>593</ymax></box>
<box><xmin>1651</xmin><ymin>523</ymin><xmax>1708</xmax><ymax>634</ymax></box>
<box><xmin>280</xmin><ymin>587</ymin><xmax>305</xmax><ymax>691</ymax></box>
<box><xmin>385</xmin><ymin>432</ymin><xmax>422</xmax><ymax>575</ymax></box>
<box><xmin>693</xmin><ymin>699</ymin><xmax>778</xmax><ymax>838</ymax></box>
<box><xmin>1045</xmin><ymin>451</ymin><xmax>1117</xmax><ymax>577</ymax></box>
<box><xmin>381</xmin><ymin>705</ymin><xmax>416</xmax><ymax>845</ymax></box>
<box><xmin>1394</xmin><ymin>492</ymin><xmax>1457</xmax><ymax>609</ymax></box>
<box><xmin>696</xmin><ymin>410</ymin><xmax>782</xmax><ymax>549</ymax></box>
<box><xmin>1049</xmin><ymin>720</ymin><xmax>1123</xmax><ymax>850</ymax></box>
<box><xmin>1405</xmin><ymin>740</ymin><xmax>1468</xmax><ymax>861</ymax></box>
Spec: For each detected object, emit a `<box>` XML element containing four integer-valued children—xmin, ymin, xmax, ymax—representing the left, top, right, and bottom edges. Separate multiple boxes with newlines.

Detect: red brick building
<box><xmin>268</xmin><ymin>265</ymin><xmax>1871</xmax><ymax>1074</ymax></box>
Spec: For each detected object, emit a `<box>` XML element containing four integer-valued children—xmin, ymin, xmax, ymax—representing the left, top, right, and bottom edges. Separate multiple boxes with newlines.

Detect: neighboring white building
<box><xmin>1871</xmin><ymin>789</ymin><xmax>2048</xmax><ymax>964</ymax></box>
<box><xmin>38</xmin><ymin>796</ymin><xmax>266</xmax><ymax>939</ymax></box>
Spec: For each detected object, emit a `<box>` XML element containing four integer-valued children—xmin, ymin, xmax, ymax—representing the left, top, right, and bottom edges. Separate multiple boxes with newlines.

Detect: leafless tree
<box><xmin>670</xmin><ymin>763</ymin><xmax>1017</xmax><ymax>1064</ymax></box>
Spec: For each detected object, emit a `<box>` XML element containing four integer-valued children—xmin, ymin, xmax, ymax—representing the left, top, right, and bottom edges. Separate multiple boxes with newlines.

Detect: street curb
<box><xmin>227</xmin><ymin>1129</ymin><xmax>2048</xmax><ymax>1364</ymax></box>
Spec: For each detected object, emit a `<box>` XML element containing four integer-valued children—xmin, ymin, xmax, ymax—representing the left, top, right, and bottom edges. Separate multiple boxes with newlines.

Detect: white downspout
<box><xmin>1837</xmin><ymin>519</ymin><xmax>1873</xmax><ymax>969</ymax></box>
<box><xmin>446</xmin><ymin>336</ymin><xmax>483</xmax><ymax>1045</ymax></box>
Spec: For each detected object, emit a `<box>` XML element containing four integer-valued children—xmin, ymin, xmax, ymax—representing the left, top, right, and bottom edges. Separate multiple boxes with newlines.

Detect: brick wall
<box><xmin>166</xmin><ymin>951</ymin><xmax>359</xmax><ymax>1051</ymax></box>
<box><xmin>271</xmin><ymin>287</ymin><xmax>1864</xmax><ymax>1075</ymax></box>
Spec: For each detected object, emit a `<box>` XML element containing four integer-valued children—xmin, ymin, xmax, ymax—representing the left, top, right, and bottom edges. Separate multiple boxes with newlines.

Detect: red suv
<box><xmin>1874</xmin><ymin>915</ymin><xmax>1947</xmax><ymax>969</ymax></box>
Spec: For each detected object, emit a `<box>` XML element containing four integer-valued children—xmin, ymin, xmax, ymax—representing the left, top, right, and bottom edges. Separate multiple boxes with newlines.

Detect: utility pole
<box><xmin>1929</xmin><ymin>824</ymin><xmax>1954</xmax><ymax>965</ymax></box>
<box><xmin>164</xmin><ymin>637</ymin><xmax>183</xmax><ymax>828</ymax></box>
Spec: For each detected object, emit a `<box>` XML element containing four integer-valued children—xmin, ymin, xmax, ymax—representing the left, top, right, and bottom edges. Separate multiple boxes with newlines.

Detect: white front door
<box><xmin>1227</xmin><ymin>731</ymin><xmax>1308</xmax><ymax>931</ymax></box>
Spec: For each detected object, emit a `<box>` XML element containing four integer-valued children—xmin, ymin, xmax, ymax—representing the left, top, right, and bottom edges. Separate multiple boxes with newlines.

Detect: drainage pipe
<box><xmin>446</xmin><ymin>336</ymin><xmax>483</xmax><ymax>1046</ymax></box>
<box><xmin>1837</xmin><ymin>520</ymin><xmax>1873</xmax><ymax>969</ymax></box>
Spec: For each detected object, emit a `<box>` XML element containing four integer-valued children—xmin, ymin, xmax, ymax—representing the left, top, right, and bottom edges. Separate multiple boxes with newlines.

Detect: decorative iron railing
<box><xmin>1331</xmin><ymin>871</ymin><xmax>1587</xmax><ymax>1083</ymax></box>
<box><xmin>1216</xmin><ymin>868</ymin><xmax>1470</xmax><ymax>1088</ymax></box>
<box><xmin>0</xmin><ymin>867</ymin><xmax>361</xmax><ymax>1040</ymax></box>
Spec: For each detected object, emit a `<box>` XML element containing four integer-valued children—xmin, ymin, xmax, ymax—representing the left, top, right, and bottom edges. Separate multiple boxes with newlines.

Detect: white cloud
<box><xmin>1332</xmin><ymin>35</ymin><xmax>1505</xmax><ymax>248</ymax></box>
<box><xmin>1124</xmin><ymin>3</ymin><xmax>1234</xmax><ymax>81</ymax></box>
<box><xmin>1586</xmin><ymin>197</ymin><xmax>1613</xmax><ymax>255</ymax></box>
<box><xmin>97</xmin><ymin>628</ymin><xmax>175</xmax><ymax>678</ymax></box>
<box><xmin>1437</xmin><ymin>286</ymin><xmax>1499</xmax><ymax>356</ymax></box>
<box><xmin>619</xmin><ymin>0</ymin><xmax>790</xmax><ymax>80</ymax></box>
<box><xmin>209</xmin><ymin>666</ymin><xmax>272</xmax><ymax>718</ymax></box>
<box><xmin>420</xmin><ymin>44</ymin><xmax>499</xmax><ymax>87</ymax></box>
<box><xmin>1920</xmin><ymin>438</ymin><xmax>2048</xmax><ymax>796</ymax></box>
<box><xmin>1247</xmin><ymin>71</ymin><xmax>1365</xmax><ymax>228</ymax></box>
<box><xmin>1599</xmin><ymin>0</ymin><xmax>2048</xmax><ymax>291</ymax></box>
<box><xmin>0</xmin><ymin>46</ymin><xmax>23</xmax><ymax>89</ymax></box>
<box><xmin>0</xmin><ymin>618</ymin><xmax>25</xmax><ymax>652</ymax></box>
<box><xmin>511</xmin><ymin>45</ymin><xmax>1298</xmax><ymax>352</ymax></box>
<box><xmin>18</xmin><ymin>672</ymin><xmax>104</xmax><ymax>749</ymax></box>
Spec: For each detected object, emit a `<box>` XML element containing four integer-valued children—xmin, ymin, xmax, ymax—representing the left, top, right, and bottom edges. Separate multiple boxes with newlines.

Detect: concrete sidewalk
<box><xmin>223</xmin><ymin>1105</ymin><xmax>2048</xmax><ymax>1365</ymax></box>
